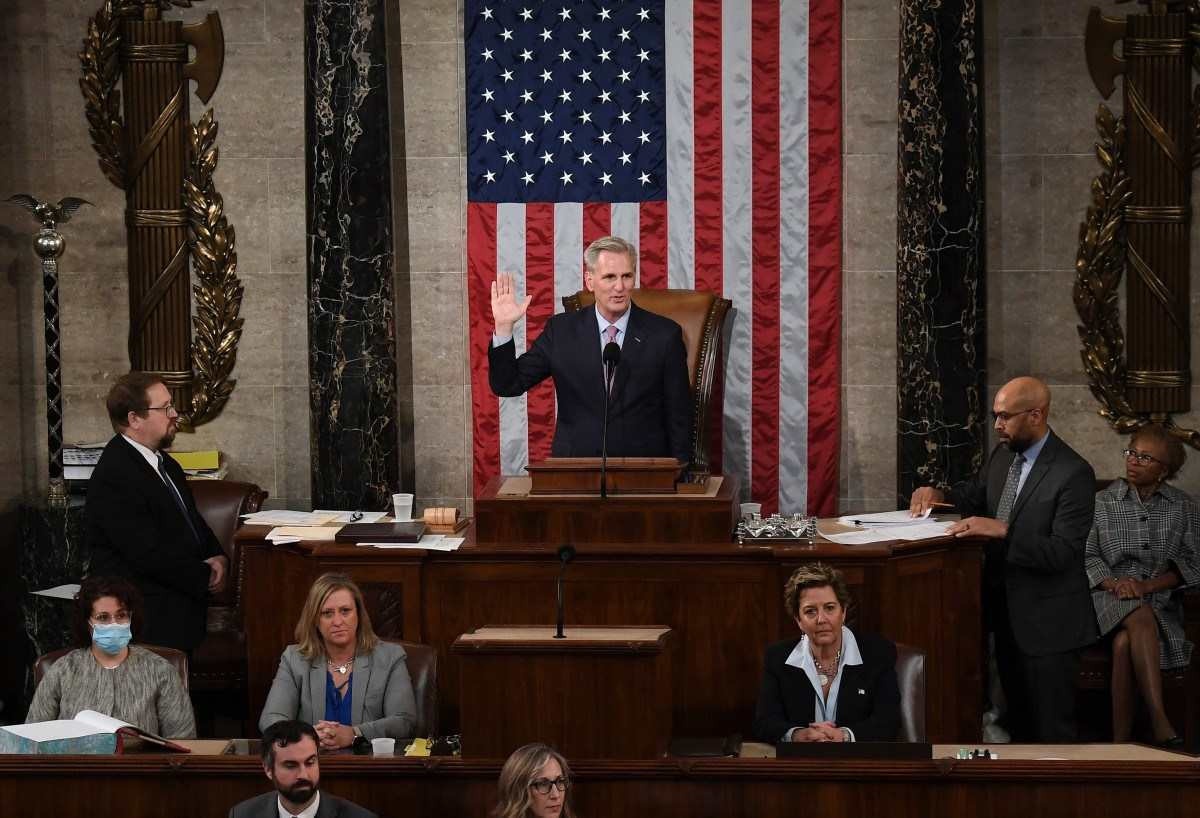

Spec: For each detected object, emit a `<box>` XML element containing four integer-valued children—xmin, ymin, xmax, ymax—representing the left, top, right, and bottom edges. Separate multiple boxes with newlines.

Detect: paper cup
<box><xmin>392</xmin><ymin>493</ymin><xmax>414</xmax><ymax>521</ymax></box>
<box><xmin>371</xmin><ymin>737</ymin><xmax>396</xmax><ymax>756</ymax></box>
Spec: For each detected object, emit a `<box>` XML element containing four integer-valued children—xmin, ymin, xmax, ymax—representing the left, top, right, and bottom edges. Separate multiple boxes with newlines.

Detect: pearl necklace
<box><xmin>812</xmin><ymin>647</ymin><xmax>842</xmax><ymax>687</ymax></box>
<box><xmin>327</xmin><ymin>656</ymin><xmax>355</xmax><ymax>675</ymax></box>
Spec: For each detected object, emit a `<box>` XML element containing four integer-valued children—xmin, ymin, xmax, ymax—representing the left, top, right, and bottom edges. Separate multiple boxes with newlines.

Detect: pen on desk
<box><xmin>929</xmin><ymin>502</ymin><xmax>954</xmax><ymax>508</ymax></box>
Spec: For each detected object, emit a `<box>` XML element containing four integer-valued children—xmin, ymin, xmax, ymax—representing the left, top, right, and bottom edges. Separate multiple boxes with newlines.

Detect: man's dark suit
<box><xmin>947</xmin><ymin>430</ymin><xmax>1098</xmax><ymax>742</ymax></box>
<box><xmin>753</xmin><ymin>631</ymin><xmax>901</xmax><ymax>743</ymax></box>
<box><xmin>87</xmin><ymin>434</ymin><xmax>222</xmax><ymax>651</ymax></box>
<box><xmin>228</xmin><ymin>792</ymin><xmax>376</xmax><ymax>818</ymax></box>
<box><xmin>488</xmin><ymin>302</ymin><xmax>692</xmax><ymax>464</ymax></box>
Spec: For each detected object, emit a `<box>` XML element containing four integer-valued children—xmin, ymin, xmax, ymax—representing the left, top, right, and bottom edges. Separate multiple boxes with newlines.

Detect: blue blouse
<box><xmin>324</xmin><ymin>671</ymin><xmax>353</xmax><ymax>725</ymax></box>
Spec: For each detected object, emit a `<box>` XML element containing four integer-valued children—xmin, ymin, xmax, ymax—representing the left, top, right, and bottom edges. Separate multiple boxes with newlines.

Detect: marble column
<box><xmin>305</xmin><ymin>0</ymin><xmax>400</xmax><ymax>510</ymax></box>
<box><xmin>896</xmin><ymin>0</ymin><xmax>986</xmax><ymax>502</ymax></box>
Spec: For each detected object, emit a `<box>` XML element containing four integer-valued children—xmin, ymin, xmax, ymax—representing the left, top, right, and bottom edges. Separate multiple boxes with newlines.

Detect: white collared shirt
<box><xmin>122</xmin><ymin>434</ymin><xmax>161</xmax><ymax>473</ymax></box>
<box><xmin>593</xmin><ymin>303</ymin><xmax>631</xmax><ymax>352</ymax></box>
<box><xmin>277</xmin><ymin>791</ymin><xmax>320</xmax><ymax>818</ymax></box>
<box><xmin>782</xmin><ymin>626</ymin><xmax>864</xmax><ymax>741</ymax></box>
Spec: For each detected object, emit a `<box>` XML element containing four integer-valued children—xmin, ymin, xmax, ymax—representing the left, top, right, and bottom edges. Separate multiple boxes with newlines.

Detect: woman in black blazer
<box><xmin>753</xmin><ymin>562</ymin><xmax>901</xmax><ymax>743</ymax></box>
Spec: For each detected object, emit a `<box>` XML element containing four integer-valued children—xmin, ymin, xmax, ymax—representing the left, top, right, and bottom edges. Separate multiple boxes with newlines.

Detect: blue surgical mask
<box><xmin>92</xmin><ymin>622</ymin><xmax>133</xmax><ymax>655</ymax></box>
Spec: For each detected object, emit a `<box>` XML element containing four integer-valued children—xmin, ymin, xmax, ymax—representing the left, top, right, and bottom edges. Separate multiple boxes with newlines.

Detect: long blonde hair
<box><xmin>294</xmin><ymin>573</ymin><xmax>379</xmax><ymax>660</ymax></box>
<box><xmin>492</xmin><ymin>743</ymin><xmax>576</xmax><ymax>818</ymax></box>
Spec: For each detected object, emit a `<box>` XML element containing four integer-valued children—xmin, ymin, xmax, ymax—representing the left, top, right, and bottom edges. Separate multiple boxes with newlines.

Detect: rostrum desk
<box><xmin>239</xmin><ymin>479</ymin><xmax>985</xmax><ymax>746</ymax></box>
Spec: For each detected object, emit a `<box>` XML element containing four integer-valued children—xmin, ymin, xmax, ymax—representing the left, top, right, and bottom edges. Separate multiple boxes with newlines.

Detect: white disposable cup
<box><xmin>371</xmin><ymin>737</ymin><xmax>396</xmax><ymax>756</ymax></box>
<box><xmin>392</xmin><ymin>493</ymin><xmax>414</xmax><ymax>521</ymax></box>
<box><xmin>740</xmin><ymin>502</ymin><xmax>762</xmax><ymax>519</ymax></box>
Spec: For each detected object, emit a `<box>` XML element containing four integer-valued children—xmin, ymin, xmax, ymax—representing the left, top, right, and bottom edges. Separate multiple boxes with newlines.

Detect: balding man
<box><xmin>911</xmin><ymin>377</ymin><xmax>1097</xmax><ymax>742</ymax></box>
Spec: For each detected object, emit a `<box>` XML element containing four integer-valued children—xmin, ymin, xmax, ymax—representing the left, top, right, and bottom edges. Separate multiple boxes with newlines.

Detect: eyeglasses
<box><xmin>146</xmin><ymin>402</ymin><xmax>176</xmax><ymax>414</ymax></box>
<box><xmin>529</xmin><ymin>777</ymin><xmax>570</xmax><ymax>795</ymax></box>
<box><xmin>90</xmin><ymin>611</ymin><xmax>131</xmax><ymax>625</ymax></box>
<box><xmin>1123</xmin><ymin>448</ymin><xmax>1165</xmax><ymax>466</ymax></box>
<box><xmin>991</xmin><ymin>408</ymin><xmax>1034</xmax><ymax>424</ymax></box>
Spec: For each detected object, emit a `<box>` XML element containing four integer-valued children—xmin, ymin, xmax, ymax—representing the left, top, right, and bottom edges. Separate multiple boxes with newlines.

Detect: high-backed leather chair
<box><xmin>894</xmin><ymin>643</ymin><xmax>926</xmax><ymax>742</ymax></box>
<box><xmin>384</xmin><ymin>639</ymin><xmax>439</xmax><ymax>737</ymax></box>
<box><xmin>563</xmin><ymin>288</ymin><xmax>732</xmax><ymax>473</ymax></box>
<box><xmin>35</xmin><ymin>644</ymin><xmax>189</xmax><ymax>692</ymax></box>
<box><xmin>186</xmin><ymin>479</ymin><xmax>268</xmax><ymax>696</ymax></box>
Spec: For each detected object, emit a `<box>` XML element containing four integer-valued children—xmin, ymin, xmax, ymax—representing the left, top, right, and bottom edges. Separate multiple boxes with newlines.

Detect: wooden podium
<box><xmin>526</xmin><ymin>457</ymin><xmax>682</xmax><ymax>494</ymax></box>
<box><xmin>451</xmin><ymin>626</ymin><xmax>673</xmax><ymax>759</ymax></box>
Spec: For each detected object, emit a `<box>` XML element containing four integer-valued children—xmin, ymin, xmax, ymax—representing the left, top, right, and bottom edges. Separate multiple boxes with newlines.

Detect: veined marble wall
<box><xmin>0</xmin><ymin>0</ymin><xmax>310</xmax><ymax>511</ymax></box>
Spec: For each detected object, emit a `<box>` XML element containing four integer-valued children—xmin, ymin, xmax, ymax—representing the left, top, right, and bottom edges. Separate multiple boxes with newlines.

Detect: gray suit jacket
<box><xmin>259</xmin><ymin>641</ymin><xmax>416</xmax><ymax>739</ymax></box>
<box><xmin>229</xmin><ymin>791</ymin><xmax>376</xmax><ymax>818</ymax></box>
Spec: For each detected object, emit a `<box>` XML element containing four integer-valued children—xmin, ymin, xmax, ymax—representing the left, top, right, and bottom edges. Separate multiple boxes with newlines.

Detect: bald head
<box><xmin>993</xmin><ymin>376</ymin><xmax>1050</xmax><ymax>452</ymax></box>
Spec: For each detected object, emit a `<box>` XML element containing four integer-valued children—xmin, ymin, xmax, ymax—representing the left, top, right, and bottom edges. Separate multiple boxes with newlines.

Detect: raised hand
<box><xmin>491</xmin><ymin>272</ymin><xmax>533</xmax><ymax>337</ymax></box>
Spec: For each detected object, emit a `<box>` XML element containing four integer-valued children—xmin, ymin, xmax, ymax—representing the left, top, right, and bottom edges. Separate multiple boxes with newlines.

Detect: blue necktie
<box><xmin>158</xmin><ymin>453</ymin><xmax>201</xmax><ymax>544</ymax></box>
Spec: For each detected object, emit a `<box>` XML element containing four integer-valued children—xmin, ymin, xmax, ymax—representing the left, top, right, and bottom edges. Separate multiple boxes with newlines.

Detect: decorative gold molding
<box><xmin>79</xmin><ymin>0</ymin><xmax>125</xmax><ymax>190</ymax></box>
<box><xmin>180</xmin><ymin>109</ymin><xmax>243</xmax><ymax>431</ymax></box>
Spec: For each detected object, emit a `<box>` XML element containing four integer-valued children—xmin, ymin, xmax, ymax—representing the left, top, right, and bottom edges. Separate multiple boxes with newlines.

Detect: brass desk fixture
<box><xmin>79</xmin><ymin>0</ymin><xmax>242</xmax><ymax>430</ymax></box>
<box><xmin>1076</xmin><ymin>0</ymin><xmax>1198</xmax><ymax>446</ymax></box>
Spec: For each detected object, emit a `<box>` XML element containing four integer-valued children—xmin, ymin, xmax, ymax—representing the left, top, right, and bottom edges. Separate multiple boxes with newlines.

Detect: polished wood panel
<box><xmin>240</xmin><ymin>530</ymin><xmax>983</xmax><ymax>743</ymax></box>
<box><xmin>526</xmin><ymin>457</ymin><xmax>681</xmax><ymax>494</ymax></box>
<box><xmin>453</xmin><ymin>626</ymin><xmax>672</xmax><ymax>758</ymax></box>
<box><xmin>1</xmin><ymin>751</ymin><xmax>1198</xmax><ymax>818</ymax></box>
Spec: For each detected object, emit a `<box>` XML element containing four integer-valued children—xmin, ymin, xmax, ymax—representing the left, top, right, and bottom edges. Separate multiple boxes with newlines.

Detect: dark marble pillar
<box><xmin>305</xmin><ymin>0</ymin><xmax>400</xmax><ymax>510</ymax></box>
<box><xmin>896</xmin><ymin>0</ymin><xmax>986</xmax><ymax>503</ymax></box>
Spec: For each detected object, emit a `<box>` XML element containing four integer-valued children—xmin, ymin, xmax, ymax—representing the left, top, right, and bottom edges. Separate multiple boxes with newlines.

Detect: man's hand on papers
<box><xmin>909</xmin><ymin>486</ymin><xmax>945</xmax><ymax>517</ymax></box>
<box><xmin>947</xmin><ymin>516</ymin><xmax>1007</xmax><ymax>539</ymax></box>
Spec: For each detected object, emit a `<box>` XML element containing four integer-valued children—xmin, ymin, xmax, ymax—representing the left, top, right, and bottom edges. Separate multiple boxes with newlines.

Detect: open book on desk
<box><xmin>0</xmin><ymin>709</ymin><xmax>190</xmax><ymax>755</ymax></box>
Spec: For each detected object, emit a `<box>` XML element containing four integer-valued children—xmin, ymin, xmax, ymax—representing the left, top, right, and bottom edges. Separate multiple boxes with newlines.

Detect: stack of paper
<box><xmin>820</xmin><ymin>509</ymin><xmax>953</xmax><ymax>545</ymax></box>
<box><xmin>240</xmin><ymin>510</ymin><xmax>343</xmax><ymax>526</ymax></box>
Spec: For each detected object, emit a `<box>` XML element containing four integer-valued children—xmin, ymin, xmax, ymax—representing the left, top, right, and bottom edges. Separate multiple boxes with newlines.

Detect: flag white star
<box><xmin>618</xmin><ymin>151</ymin><xmax>632</xmax><ymax>165</ymax></box>
<box><xmin>637</xmin><ymin>130</ymin><xmax>651</xmax><ymax>144</ymax></box>
<box><xmin>617</xmin><ymin>109</ymin><xmax>631</xmax><ymax>124</ymax></box>
<box><xmin>520</xmin><ymin>130</ymin><xmax>535</xmax><ymax>144</ymax></box>
<box><xmin>598</xmin><ymin>7</ymin><xmax>612</xmax><ymax>21</ymax></box>
<box><xmin>499</xmin><ymin>28</ymin><xmax>513</xmax><ymax>41</ymax></box>
<box><xmin>481</xmin><ymin>48</ymin><xmax>494</xmax><ymax>61</ymax></box>
<box><xmin>500</xmin><ymin>109</ymin><xmax>515</xmax><ymax>123</ymax></box>
<box><xmin>578</xmin><ymin>151</ymin><xmax>593</xmax><ymax>165</ymax></box>
<box><xmin>558</xmin><ymin>89</ymin><xmax>572</xmax><ymax>104</ymax></box>
<box><xmin>558</xmin><ymin>130</ymin><xmax>573</xmax><ymax>144</ymax></box>
<box><xmin>558</xmin><ymin>48</ymin><xmax>572</xmax><ymax>62</ymax></box>
<box><xmin>636</xmin><ymin>48</ymin><xmax>650</xmax><ymax>62</ymax></box>
<box><xmin>600</xmin><ymin>171</ymin><xmax>613</xmax><ymax>185</ymax></box>
<box><xmin>540</xmin><ymin>68</ymin><xmax>554</xmax><ymax>83</ymax></box>
<box><xmin>559</xmin><ymin>170</ymin><xmax>574</xmax><ymax>184</ymax></box>
<box><xmin>519</xmin><ymin>48</ymin><xmax>534</xmax><ymax>62</ymax></box>
<box><xmin>502</xmin><ymin>150</ymin><xmax>516</xmax><ymax>164</ymax></box>
<box><xmin>520</xmin><ymin>89</ymin><xmax>535</xmax><ymax>103</ymax></box>
<box><xmin>482</xmin><ymin>88</ymin><xmax>495</xmax><ymax>102</ymax></box>
<box><xmin>617</xmin><ymin>69</ymin><xmax>631</xmax><ymax>83</ymax></box>
<box><xmin>539</xmin><ymin>28</ymin><xmax>554</xmax><ymax>42</ymax></box>
<box><xmin>639</xmin><ymin>171</ymin><xmax>652</xmax><ymax>185</ymax></box>
<box><xmin>522</xmin><ymin>171</ymin><xmax>535</xmax><ymax>185</ymax></box>
<box><xmin>578</xmin><ymin>69</ymin><xmax>592</xmax><ymax>83</ymax></box>
<box><xmin>598</xmin><ymin>130</ymin><xmax>613</xmax><ymax>144</ymax></box>
<box><xmin>577</xmin><ymin>110</ymin><xmax>592</xmax><ymax>124</ymax></box>
<box><xmin>578</xmin><ymin>28</ymin><xmax>592</xmax><ymax>42</ymax></box>
<box><xmin>481</xmin><ymin>7</ymin><xmax>494</xmax><ymax>20</ymax></box>
<box><xmin>483</xmin><ymin>170</ymin><xmax>497</xmax><ymax>183</ymax></box>
<box><xmin>617</xmin><ymin>28</ymin><xmax>631</xmax><ymax>41</ymax></box>
<box><xmin>558</xmin><ymin>7</ymin><xmax>572</xmax><ymax>21</ymax></box>
<box><xmin>519</xmin><ymin>7</ymin><xmax>533</xmax><ymax>21</ymax></box>
<box><xmin>540</xmin><ymin>109</ymin><xmax>553</xmax><ymax>124</ymax></box>
<box><xmin>597</xmin><ymin>48</ymin><xmax>612</xmax><ymax>63</ymax></box>
<box><xmin>482</xmin><ymin>129</ymin><xmax>496</xmax><ymax>143</ymax></box>
<box><xmin>500</xmin><ymin>68</ymin><xmax>514</xmax><ymax>82</ymax></box>
<box><xmin>597</xmin><ymin>89</ymin><xmax>612</xmax><ymax>104</ymax></box>
<box><xmin>637</xmin><ymin>8</ymin><xmax>651</xmax><ymax>21</ymax></box>
<box><xmin>637</xmin><ymin>90</ymin><xmax>650</xmax><ymax>103</ymax></box>
<box><xmin>540</xmin><ymin>150</ymin><xmax>555</xmax><ymax>164</ymax></box>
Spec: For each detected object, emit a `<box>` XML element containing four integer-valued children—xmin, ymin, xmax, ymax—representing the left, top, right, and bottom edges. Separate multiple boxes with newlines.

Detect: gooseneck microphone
<box><xmin>600</xmin><ymin>341</ymin><xmax>621</xmax><ymax>499</ymax></box>
<box><xmin>554</xmin><ymin>543</ymin><xmax>576</xmax><ymax>639</ymax></box>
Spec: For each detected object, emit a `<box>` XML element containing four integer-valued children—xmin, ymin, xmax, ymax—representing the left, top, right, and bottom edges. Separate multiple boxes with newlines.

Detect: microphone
<box><xmin>600</xmin><ymin>342</ymin><xmax>621</xmax><ymax>499</ymax></box>
<box><xmin>554</xmin><ymin>544</ymin><xmax>576</xmax><ymax>639</ymax></box>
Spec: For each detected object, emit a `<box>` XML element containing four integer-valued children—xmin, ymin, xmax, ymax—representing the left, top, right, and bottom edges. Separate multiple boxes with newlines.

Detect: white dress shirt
<box><xmin>277</xmin><ymin>791</ymin><xmax>320</xmax><ymax>818</ymax></box>
<box><xmin>782</xmin><ymin>626</ymin><xmax>864</xmax><ymax>742</ymax></box>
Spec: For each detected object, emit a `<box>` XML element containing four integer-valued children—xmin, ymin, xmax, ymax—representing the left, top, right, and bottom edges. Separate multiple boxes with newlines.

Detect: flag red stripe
<box><xmin>750</xmin><ymin>2</ymin><xmax>781</xmax><ymax>513</ymax></box>
<box><xmin>638</xmin><ymin>200</ymin><xmax>668</xmax><ymax>289</ymax></box>
<box><xmin>582</xmin><ymin>203</ymin><xmax>612</xmax><ymax>284</ymax></box>
<box><xmin>467</xmin><ymin>202</ymin><xmax>500</xmax><ymax>495</ymax></box>
<box><xmin>525</xmin><ymin>204</ymin><xmax>557</xmax><ymax>463</ymax></box>
<box><xmin>806</xmin><ymin>0</ymin><xmax>842</xmax><ymax>516</ymax></box>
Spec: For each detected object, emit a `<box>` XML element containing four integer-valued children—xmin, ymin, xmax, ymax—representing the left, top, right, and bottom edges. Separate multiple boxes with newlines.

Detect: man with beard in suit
<box><xmin>488</xmin><ymin>235</ymin><xmax>692</xmax><ymax>465</ymax></box>
<box><xmin>86</xmin><ymin>371</ymin><xmax>227</xmax><ymax>653</ymax></box>
<box><xmin>910</xmin><ymin>376</ymin><xmax>1097</xmax><ymax>742</ymax></box>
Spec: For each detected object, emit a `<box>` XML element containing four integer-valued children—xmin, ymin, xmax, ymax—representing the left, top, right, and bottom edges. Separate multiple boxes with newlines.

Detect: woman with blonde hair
<box><xmin>493</xmin><ymin>742</ymin><xmax>576</xmax><ymax>818</ymax></box>
<box><xmin>259</xmin><ymin>572</ymin><xmax>416</xmax><ymax>749</ymax></box>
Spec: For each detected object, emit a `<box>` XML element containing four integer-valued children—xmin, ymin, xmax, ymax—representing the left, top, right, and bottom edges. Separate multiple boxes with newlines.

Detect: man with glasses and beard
<box><xmin>910</xmin><ymin>376</ymin><xmax>1097</xmax><ymax>742</ymax></box>
<box><xmin>230</xmin><ymin>720</ymin><xmax>376</xmax><ymax>818</ymax></box>
<box><xmin>86</xmin><ymin>371</ymin><xmax>228</xmax><ymax>653</ymax></box>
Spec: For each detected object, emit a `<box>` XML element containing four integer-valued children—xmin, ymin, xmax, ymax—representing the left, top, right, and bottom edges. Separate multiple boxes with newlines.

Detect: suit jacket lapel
<box><xmin>574</xmin><ymin>307</ymin><xmax>606</xmax><ymax>405</ymax></box>
<box><xmin>1007</xmin><ymin>432</ymin><xmax>1057</xmax><ymax>524</ymax></box>
<box><xmin>350</xmin><ymin>651</ymin><xmax>369</xmax><ymax>725</ymax></box>
<box><xmin>117</xmin><ymin>435</ymin><xmax>181</xmax><ymax>517</ymax></box>
<box><xmin>612</xmin><ymin>303</ymin><xmax>645</xmax><ymax>402</ymax></box>
<box><xmin>309</xmin><ymin>657</ymin><xmax>325</xmax><ymax>724</ymax></box>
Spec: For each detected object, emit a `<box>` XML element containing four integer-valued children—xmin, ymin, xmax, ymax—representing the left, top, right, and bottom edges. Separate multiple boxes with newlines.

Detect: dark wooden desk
<box><xmin>240</xmin><ymin>528</ymin><xmax>984</xmax><ymax>742</ymax></box>
<box><xmin>1</xmin><ymin>746</ymin><xmax>1197</xmax><ymax>818</ymax></box>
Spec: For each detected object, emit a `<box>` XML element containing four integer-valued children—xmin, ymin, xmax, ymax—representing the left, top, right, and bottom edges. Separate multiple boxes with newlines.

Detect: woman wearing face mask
<box><xmin>753</xmin><ymin>562</ymin><xmax>901</xmax><ymax>744</ymax></box>
<box><xmin>492</xmin><ymin>743</ymin><xmax>575</xmax><ymax>818</ymax></box>
<box><xmin>25</xmin><ymin>575</ymin><xmax>196</xmax><ymax>737</ymax></box>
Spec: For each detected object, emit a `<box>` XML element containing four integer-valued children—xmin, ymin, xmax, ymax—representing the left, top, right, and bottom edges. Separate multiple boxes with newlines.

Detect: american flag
<box><xmin>465</xmin><ymin>0</ymin><xmax>841</xmax><ymax>516</ymax></box>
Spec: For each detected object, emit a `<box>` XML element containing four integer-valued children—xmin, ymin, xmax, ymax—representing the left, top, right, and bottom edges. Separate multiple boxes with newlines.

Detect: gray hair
<box><xmin>583</xmin><ymin>235</ymin><xmax>638</xmax><ymax>275</ymax></box>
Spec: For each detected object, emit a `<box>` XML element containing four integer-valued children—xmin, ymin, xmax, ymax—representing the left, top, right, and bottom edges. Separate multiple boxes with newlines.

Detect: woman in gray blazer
<box><xmin>259</xmin><ymin>573</ymin><xmax>416</xmax><ymax>749</ymax></box>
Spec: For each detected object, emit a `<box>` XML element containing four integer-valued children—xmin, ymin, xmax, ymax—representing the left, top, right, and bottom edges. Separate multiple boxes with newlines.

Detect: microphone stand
<box><xmin>600</xmin><ymin>342</ymin><xmax>620</xmax><ymax>500</ymax></box>
<box><xmin>555</xmin><ymin>544</ymin><xmax>576</xmax><ymax>639</ymax></box>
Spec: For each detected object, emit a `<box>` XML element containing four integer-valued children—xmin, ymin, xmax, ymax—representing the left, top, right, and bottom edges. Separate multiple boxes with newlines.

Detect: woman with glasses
<box><xmin>25</xmin><ymin>575</ymin><xmax>196</xmax><ymax>737</ymax></box>
<box><xmin>1086</xmin><ymin>423</ymin><xmax>1200</xmax><ymax>747</ymax></box>
<box><xmin>492</xmin><ymin>743</ymin><xmax>575</xmax><ymax>818</ymax></box>
<box><xmin>259</xmin><ymin>573</ymin><xmax>416</xmax><ymax>750</ymax></box>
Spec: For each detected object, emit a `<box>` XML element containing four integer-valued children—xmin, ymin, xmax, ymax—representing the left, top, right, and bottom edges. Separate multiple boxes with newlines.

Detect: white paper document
<box><xmin>312</xmin><ymin>510</ymin><xmax>388</xmax><ymax>524</ymax></box>
<box><xmin>819</xmin><ymin>520</ymin><xmax>953</xmax><ymax>544</ymax></box>
<box><xmin>837</xmin><ymin>509</ymin><xmax>930</xmax><ymax>526</ymax></box>
<box><xmin>266</xmin><ymin>526</ymin><xmax>340</xmax><ymax>543</ymax></box>
<box><xmin>7</xmin><ymin>710</ymin><xmax>130</xmax><ymax>742</ymax></box>
<box><xmin>356</xmin><ymin>535</ymin><xmax>464</xmax><ymax>552</ymax></box>
<box><xmin>241</xmin><ymin>510</ymin><xmax>341</xmax><ymax>526</ymax></box>
<box><xmin>31</xmin><ymin>583</ymin><xmax>81</xmax><ymax>600</ymax></box>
